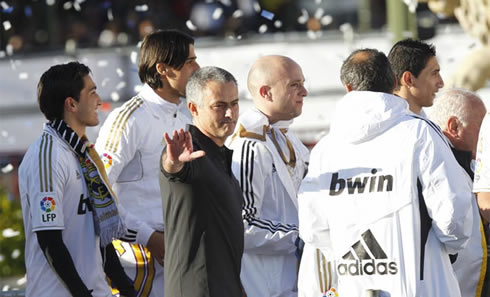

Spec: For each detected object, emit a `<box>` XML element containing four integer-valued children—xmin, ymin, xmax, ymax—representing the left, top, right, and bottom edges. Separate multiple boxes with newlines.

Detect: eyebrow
<box><xmin>186</xmin><ymin>56</ymin><xmax>197</xmax><ymax>61</ymax></box>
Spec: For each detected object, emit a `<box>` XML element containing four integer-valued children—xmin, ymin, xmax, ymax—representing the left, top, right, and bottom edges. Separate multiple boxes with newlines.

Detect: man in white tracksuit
<box><xmin>429</xmin><ymin>88</ymin><xmax>488</xmax><ymax>297</ymax></box>
<box><xmin>228</xmin><ymin>55</ymin><xmax>310</xmax><ymax>297</ymax></box>
<box><xmin>298</xmin><ymin>49</ymin><xmax>472</xmax><ymax>296</ymax></box>
<box><xmin>95</xmin><ymin>29</ymin><xmax>199</xmax><ymax>297</ymax></box>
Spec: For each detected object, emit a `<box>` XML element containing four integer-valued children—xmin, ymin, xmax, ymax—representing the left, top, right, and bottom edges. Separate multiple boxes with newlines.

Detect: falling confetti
<box><xmin>107</xmin><ymin>8</ymin><xmax>113</xmax><ymax>21</ymax></box>
<box><xmin>63</xmin><ymin>1</ymin><xmax>72</xmax><ymax>10</ymax></box>
<box><xmin>307</xmin><ymin>30</ymin><xmax>318</xmax><ymax>40</ymax></box>
<box><xmin>186</xmin><ymin>20</ymin><xmax>197</xmax><ymax>31</ymax></box>
<box><xmin>321</xmin><ymin>15</ymin><xmax>333</xmax><ymax>26</ymax></box>
<box><xmin>65</xmin><ymin>39</ymin><xmax>77</xmax><ymax>53</ymax></box>
<box><xmin>1</xmin><ymin>163</ymin><xmax>13</xmax><ymax>174</ymax></box>
<box><xmin>314</xmin><ymin>8</ymin><xmax>324</xmax><ymax>20</ymax></box>
<box><xmin>11</xmin><ymin>249</ymin><xmax>20</xmax><ymax>259</ymax></box>
<box><xmin>135</xmin><ymin>4</ymin><xmax>149</xmax><ymax>12</ymax></box>
<box><xmin>212</xmin><ymin>7</ymin><xmax>223</xmax><ymax>20</ymax></box>
<box><xmin>73</xmin><ymin>1</ymin><xmax>81</xmax><ymax>11</ymax></box>
<box><xmin>298</xmin><ymin>9</ymin><xmax>308</xmax><ymax>24</ymax></box>
<box><xmin>111</xmin><ymin>91</ymin><xmax>120</xmax><ymax>102</ymax></box>
<box><xmin>46</xmin><ymin>0</ymin><xmax>56</xmax><ymax>6</ymax></box>
<box><xmin>101</xmin><ymin>78</ymin><xmax>110</xmax><ymax>87</ymax></box>
<box><xmin>97</xmin><ymin>60</ymin><xmax>108</xmax><ymax>67</ymax></box>
<box><xmin>274</xmin><ymin>20</ymin><xmax>282</xmax><ymax>28</ymax></box>
<box><xmin>134</xmin><ymin>85</ymin><xmax>143</xmax><ymax>93</ymax></box>
<box><xmin>2</xmin><ymin>228</ymin><xmax>20</xmax><ymax>237</ymax></box>
<box><xmin>232</xmin><ymin>10</ymin><xmax>243</xmax><ymax>18</ymax></box>
<box><xmin>1</xmin><ymin>130</ymin><xmax>7</xmax><ymax>137</ymax></box>
<box><xmin>219</xmin><ymin>0</ymin><xmax>232</xmax><ymax>6</ymax></box>
<box><xmin>17</xmin><ymin>276</ymin><xmax>26</xmax><ymax>286</ymax></box>
<box><xmin>116</xmin><ymin>81</ymin><xmax>126</xmax><ymax>90</ymax></box>
<box><xmin>3</xmin><ymin>20</ymin><xmax>11</xmax><ymax>31</ymax></box>
<box><xmin>18</xmin><ymin>72</ymin><xmax>28</xmax><ymax>80</ymax></box>
<box><xmin>116</xmin><ymin>68</ymin><xmax>124</xmax><ymax>77</ymax></box>
<box><xmin>6</xmin><ymin>44</ymin><xmax>13</xmax><ymax>56</ymax></box>
<box><xmin>258</xmin><ymin>24</ymin><xmax>268</xmax><ymax>34</ymax></box>
<box><xmin>1</xmin><ymin>1</ymin><xmax>12</xmax><ymax>13</ymax></box>
<box><xmin>253</xmin><ymin>2</ymin><xmax>261</xmax><ymax>13</ymax></box>
<box><xmin>130</xmin><ymin>51</ymin><xmax>138</xmax><ymax>64</ymax></box>
<box><xmin>261</xmin><ymin>10</ymin><xmax>274</xmax><ymax>21</ymax></box>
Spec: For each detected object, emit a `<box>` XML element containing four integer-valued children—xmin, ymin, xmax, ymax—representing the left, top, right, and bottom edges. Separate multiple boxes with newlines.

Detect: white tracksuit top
<box><xmin>228</xmin><ymin>108</ymin><xmax>310</xmax><ymax>297</ymax></box>
<box><xmin>298</xmin><ymin>91</ymin><xmax>473</xmax><ymax>297</ymax></box>
<box><xmin>95</xmin><ymin>84</ymin><xmax>192</xmax><ymax>245</ymax></box>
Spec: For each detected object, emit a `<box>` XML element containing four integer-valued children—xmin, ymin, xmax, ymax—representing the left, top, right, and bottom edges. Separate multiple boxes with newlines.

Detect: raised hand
<box><xmin>162</xmin><ymin>129</ymin><xmax>205</xmax><ymax>173</ymax></box>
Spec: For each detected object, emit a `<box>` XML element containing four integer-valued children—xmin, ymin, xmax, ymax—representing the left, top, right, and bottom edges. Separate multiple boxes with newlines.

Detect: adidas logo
<box><xmin>336</xmin><ymin>229</ymin><xmax>398</xmax><ymax>276</ymax></box>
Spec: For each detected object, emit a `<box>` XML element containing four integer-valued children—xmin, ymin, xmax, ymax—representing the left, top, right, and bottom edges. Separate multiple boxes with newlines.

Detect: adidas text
<box><xmin>329</xmin><ymin>169</ymin><xmax>393</xmax><ymax>196</ymax></box>
<box><xmin>337</xmin><ymin>259</ymin><xmax>398</xmax><ymax>276</ymax></box>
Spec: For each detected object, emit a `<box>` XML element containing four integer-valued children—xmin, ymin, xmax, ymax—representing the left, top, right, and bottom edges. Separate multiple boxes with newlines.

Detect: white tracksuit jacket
<box><xmin>298</xmin><ymin>91</ymin><xmax>473</xmax><ymax>297</ymax></box>
<box><xmin>228</xmin><ymin>108</ymin><xmax>310</xmax><ymax>297</ymax></box>
<box><xmin>95</xmin><ymin>84</ymin><xmax>192</xmax><ymax>244</ymax></box>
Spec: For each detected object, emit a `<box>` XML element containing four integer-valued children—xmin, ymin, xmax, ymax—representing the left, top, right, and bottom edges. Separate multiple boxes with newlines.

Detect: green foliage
<box><xmin>0</xmin><ymin>186</ymin><xmax>26</xmax><ymax>277</ymax></box>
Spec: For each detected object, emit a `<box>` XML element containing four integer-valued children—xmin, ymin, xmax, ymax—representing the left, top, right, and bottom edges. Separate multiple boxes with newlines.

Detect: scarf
<box><xmin>48</xmin><ymin>119</ymin><xmax>126</xmax><ymax>247</ymax></box>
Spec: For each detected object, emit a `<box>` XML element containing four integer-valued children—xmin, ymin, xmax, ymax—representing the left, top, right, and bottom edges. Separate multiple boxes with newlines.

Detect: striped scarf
<box><xmin>48</xmin><ymin>119</ymin><xmax>126</xmax><ymax>247</ymax></box>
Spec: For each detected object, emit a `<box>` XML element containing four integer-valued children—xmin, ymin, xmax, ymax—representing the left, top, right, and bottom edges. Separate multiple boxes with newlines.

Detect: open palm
<box><xmin>164</xmin><ymin>129</ymin><xmax>205</xmax><ymax>164</ymax></box>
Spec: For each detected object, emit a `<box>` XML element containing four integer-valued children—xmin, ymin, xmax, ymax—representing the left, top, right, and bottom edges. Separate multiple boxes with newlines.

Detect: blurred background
<box><xmin>1</xmin><ymin>0</ymin><xmax>489</xmax><ymax>294</ymax></box>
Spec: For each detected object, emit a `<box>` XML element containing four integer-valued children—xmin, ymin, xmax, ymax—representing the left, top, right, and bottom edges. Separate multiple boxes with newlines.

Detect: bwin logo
<box><xmin>336</xmin><ymin>230</ymin><xmax>398</xmax><ymax>276</ymax></box>
<box><xmin>329</xmin><ymin>169</ymin><xmax>393</xmax><ymax>196</ymax></box>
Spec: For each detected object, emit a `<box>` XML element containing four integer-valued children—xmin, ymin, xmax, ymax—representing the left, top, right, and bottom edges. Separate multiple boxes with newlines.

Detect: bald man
<box><xmin>227</xmin><ymin>55</ymin><xmax>310</xmax><ymax>297</ymax></box>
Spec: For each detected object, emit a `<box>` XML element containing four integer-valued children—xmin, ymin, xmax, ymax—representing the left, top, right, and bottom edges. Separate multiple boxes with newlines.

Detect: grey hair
<box><xmin>429</xmin><ymin>88</ymin><xmax>484</xmax><ymax>129</ymax></box>
<box><xmin>186</xmin><ymin>66</ymin><xmax>237</xmax><ymax>106</ymax></box>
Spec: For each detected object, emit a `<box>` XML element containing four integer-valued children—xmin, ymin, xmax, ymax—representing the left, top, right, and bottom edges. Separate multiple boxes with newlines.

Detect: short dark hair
<box><xmin>388</xmin><ymin>38</ymin><xmax>436</xmax><ymax>90</ymax></box>
<box><xmin>340</xmin><ymin>48</ymin><xmax>395</xmax><ymax>94</ymax></box>
<box><xmin>37</xmin><ymin>61</ymin><xmax>91</xmax><ymax>121</ymax></box>
<box><xmin>138</xmin><ymin>29</ymin><xmax>195</xmax><ymax>89</ymax></box>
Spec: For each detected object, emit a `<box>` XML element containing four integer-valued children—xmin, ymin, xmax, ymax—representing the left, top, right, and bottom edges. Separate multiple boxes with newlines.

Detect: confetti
<box><xmin>212</xmin><ymin>7</ymin><xmax>223</xmax><ymax>20</ymax></box>
<box><xmin>116</xmin><ymin>81</ymin><xmax>126</xmax><ymax>90</ymax></box>
<box><xmin>65</xmin><ymin>39</ymin><xmax>76</xmax><ymax>53</ymax></box>
<box><xmin>186</xmin><ymin>20</ymin><xmax>197</xmax><ymax>31</ymax></box>
<box><xmin>258</xmin><ymin>24</ymin><xmax>267</xmax><ymax>34</ymax></box>
<box><xmin>298</xmin><ymin>9</ymin><xmax>308</xmax><ymax>24</ymax></box>
<box><xmin>219</xmin><ymin>0</ymin><xmax>232</xmax><ymax>6</ymax></box>
<box><xmin>97</xmin><ymin>60</ymin><xmax>108</xmax><ymax>67</ymax></box>
<box><xmin>1</xmin><ymin>285</ymin><xmax>8</xmax><ymax>292</ymax></box>
<box><xmin>107</xmin><ymin>8</ymin><xmax>113</xmax><ymax>21</ymax></box>
<box><xmin>1</xmin><ymin>1</ymin><xmax>12</xmax><ymax>13</ymax></box>
<box><xmin>232</xmin><ymin>10</ymin><xmax>243</xmax><ymax>18</ymax></box>
<box><xmin>63</xmin><ymin>1</ymin><xmax>72</xmax><ymax>10</ymax></box>
<box><xmin>321</xmin><ymin>15</ymin><xmax>333</xmax><ymax>26</ymax></box>
<box><xmin>111</xmin><ymin>92</ymin><xmax>120</xmax><ymax>102</ymax></box>
<box><xmin>136</xmin><ymin>41</ymin><xmax>143</xmax><ymax>48</ymax></box>
<box><xmin>314</xmin><ymin>8</ymin><xmax>324</xmax><ymax>20</ymax></box>
<box><xmin>135</xmin><ymin>4</ymin><xmax>148</xmax><ymax>12</ymax></box>
<box><xmin>1</xmin><ymin>130</ymin><xmax>8</xmax><ymax>137</ymax></box>
<box><xmin>17</xmin><ymin>276</ymin><xmax>26</xmax><ymax>286</ymax></box>
<box><xmin>101</xmin><ymin>78</ymin><xmax>110</xmax><ymax>87</ymax></box>
<box><xmin>134</xmin><ymin>85</ymin><xmax>143</xmax><ymax>93</ymax></box>
<box><xmin>73</xmin><ymin>2</ymin><xmax>81</xmax><ymax>11</ymax></box>
<box><xmin>3</xmin><ymin>20</ymin><xmax>11</xmax><ymax>31</ymax></box>
<box><xmin>18</xmin><ymin>72</ymin><xmax>28</xmax><ymax>80</ymax></box>
<box><xmin>46</xmin><ymin>0</ymin><xmax>56</xmax><ymax>6</ymax></box>
<box><xmin>253</xmin><ymin>2</ymin><xmax>261</xmax><ymax>13</ymax></box>
<box><xmin>130</xmin><ymin>51</ymin><xmax>138</xmax><ymax>64</ymax></box>
<box><xmin>307</xmin><ymin>30</ymin><xmax>318</xmax><ymax>40</ymax></box>
<box><xmin>11</xmin><ymin>249</ymin><xmax>20</xmax><ymax>259</ymax></box>
<box><xmin>116</xmin><ymin>68</ymin><xmax>124</xmax><ymax>77</ymax></box>
<box><xmin>261</xmin><ymin>10</ymin><xmax>274</xmax><ymax>21</ymax></box>
<box><xmin>274</xmin><ymin>20</ymin><xmax>282</xmax><ymax>28</ymax></box>
<box><xmin>6</xmin><ymin>44</ymin><xmax>13</xmax><ymax>56</ymax></box>
<box><xmin>2</xmin><ymin>228</ymin><xmax>19</xmax><ymax>237</ymax></box>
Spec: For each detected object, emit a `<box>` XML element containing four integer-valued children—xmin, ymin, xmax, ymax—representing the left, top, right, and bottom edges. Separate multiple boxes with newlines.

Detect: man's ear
<box><xmin>188</xmin><ymin>101</ymin><xmax>198</xmax><ymax>117</ymax></box>
<box><xmin>259</xmin><ymin>85</ymin><xmax>271</xmax><ymax>101</ymax></box>
<box><xmin>400</xmin><ymin>71</ymin><xmax>414</xmax><ymax>87</ymax></box>
<box><xmin>156</xmin><ymin>63</ymin><xmax>167</xmax><ymax>76</ymax></box>
<box><xmin>64</xmin><ymin>97</ymin><xmax>77</xmax><ymax>113</ymax></box>
<box><xmin>446</xmin><ymin>116</ymin><xmax>460</xmax><ymax>137</ymax></box>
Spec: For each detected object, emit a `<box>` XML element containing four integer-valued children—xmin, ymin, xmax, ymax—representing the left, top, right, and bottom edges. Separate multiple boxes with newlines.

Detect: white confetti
<box><xmin>186</xmin><ymin>20</ymin><xmax>197</xmax><ymax>31</ymax></box>
<box><xmin>18</xmin><ymin>72</ymin><xmax>28</xmax><ymax>80</ymax></box>
<box><xmin>73</xmin><ymin>1</ymin><xmax>81</xmax><ymax>11</ymax></box>
<box><xmin>135</xmin><ymin>4</ymin><xmax>148</xmax><ymax>12</ymax></box>
<box><xmin>97</xmin><ymin>60</ymin><xmax>108</xmax><ymax>67</ymax></box>
<box><xmin>63</xmin><ymin>1</ymin><xmax>72</xmax><ymax>9</ymax></box>
<box><xmin>134</xmin><ymin>85</ymin><xmax>143</xmax><ymax>93</ymax></box>
<box><xmin>130</xmin><ymin>51</ymin><xmax>138</xmax><ymax>64</ymax></box>
<box><xmin>116</xmin><ymin>68</ymin><xmax>124</xmax><ymax>77</ymax></box>
<box><xmin>2</xmin><ymin>228</ymin><xmax>19</xmax><ymax>238</ymax></box>
<box><xmin>116</xmin><ymin>81</ymin><xmax>126</xmax><ymax>90</ymax></box>
<box><xmin>253</xmin><ymin>2</ymin><xmax>261</xmax><ymax>13</ymax></box>
<box><xmin>1</xmin><ymin>130</ymin><xmax>7</xmax><ymax>137</ymax></box>
<box><xmin>0</xmin><ymin>1</ymin><xmax>9</xmax><ymax>10</ymax></box>
<box><xmin>17</xmin><ymin>275</ymin><xmax>26</xmax><ymax>286</ymax></box>
<box><xmin>274</xmin><ymin>20</ymin><xmax>282</xmax><ymax>28</ymax></box>
<box><xmin>117</xmin><ymin>32</ymin><xmax>129</xmax><ymax>45</ymax></box>
<box><xmin>212</xmin><ymin>7</ymin><xmax>223</xmax><ymax>20</ymax></box>
<box><xmin>0</xmin><ymin>254</ymin><xmax>4</xmax><ymax>262</ymax></box>
<box><xmin>3</xmin><ymin>20</ymin><xmax>11</xmax><ymax>31</ymax></box>
<box><xmin>2</xmin><ymin>285</ymin><xmax>8</xmax><ymax>291</ymax></box>
<box><xmin>65</xmin><ymin>39</ymin><xmax>76</xmax><ymax>53</ymax></box>
<box><xmin>232</xmin><ymin>10</ymin><xmax>243</xmax><ymax>18</ymax></box>
<box><xmin>314</xmin><ymin>8</ymin><xmax>324</xmax><ymax>20</ymax></box>
<box><xmin>258</xmin><ymin>24</ymin><xmax>267</xmax><ymax>34</ymax></box>
<box><xmin>0</xmin><ymin>51</ymin><xmax>5</xmax><ymax>58</ymax></box>
<box><xmin>101</xmin><ymin>78</ymin><xmax>110</xmax><ymax>87</ymax></box>
<box><xmin>315</xmin><ymin>0</ymin><xmax>322</xmax><ymax>3</ymax></box>
<box><xmin>321</xmin><ymin>15</ymin><xmax>333</xmax><ymax>26</ymax></box>
<box><xmin>11</xmin><ymin>249</ymin><xmax>20</xmax><ymax>259</ymax></box>
<box><xmin>6</xmin><ymin>44</ymin><xmax>13</xmax><ymax>56</ymax></box>
<box><xmin>111</xmin><ymin>92</ymin><xmax>120</xmax><ymax>102</ymax></box>
<box><xmin>107</xmin><ymin>8</ymin><xmax>113</xmax><ymax>21</ymax></box>
<box><xmin>298</xmin><ymin>9</ymin><xmax>309</xmax><ymax>24</ymax></box>
<box><xmin>236</xmin><ymin>35</ymin><xmax>242</xmax><ymax>40</ymax></box>
<box><xmin>219</xmin><ymin>0</ymin><xmax>232</xmax><ymax>6</ymax></box>
<box><xmin>46</xmin><ymin>0</ymin><xmax>56</xmax><ymax>6</ymax></box>
<box><xmin>137</xmin><ymin>41</ymin><xmax>143</xmax><ymax>48</ymax></box>
<box><xmin>1</xmin><ymin>163</ymin><xmax>13</xmax><ymax>174</ymax></box>
<box><xmin>307</xmin><ymin>30</ymin><xmax>318</xmax><ymax>40</ymax></box>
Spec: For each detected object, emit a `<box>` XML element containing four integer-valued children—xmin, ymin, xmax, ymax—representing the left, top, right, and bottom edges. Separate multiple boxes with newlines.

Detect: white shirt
<box><xmin>19</xmin><ymin>125</ymin><xmax>111</xmax><ymax>297</ymax></box>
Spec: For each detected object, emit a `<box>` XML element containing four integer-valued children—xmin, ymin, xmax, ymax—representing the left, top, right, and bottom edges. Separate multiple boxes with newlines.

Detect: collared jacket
<box><xmin>227</xmin><ymin>107</ymin><xmax>309</xmax><ymax>297</ymax></box>
<box><xmin>95</xmin><ymin>84</ymin><xmax>192</xmax><ymax>245</ymax></box>
<box><xmin>298</xmin><ymin>91</ymin><xmax>472</xmax><ymax>297</ymax></box>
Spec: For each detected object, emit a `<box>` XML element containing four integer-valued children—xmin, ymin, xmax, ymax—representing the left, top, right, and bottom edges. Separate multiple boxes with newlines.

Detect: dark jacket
<box><xmin>160</xmin><ymin>125</ymin><xmax>244</xmax><ymax>297</ymax></box>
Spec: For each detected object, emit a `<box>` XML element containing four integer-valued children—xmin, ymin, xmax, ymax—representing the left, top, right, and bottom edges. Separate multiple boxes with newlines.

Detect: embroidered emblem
<box><xmin>40</xmin><ymin>197</ymin><xmax>56</xmax><ymax>212</ymax></box>
<box><xmin>324</xmin><ymin>288</ymin><xmax>338</xmax><ymax>297</ymax></box>
<box><xmin>101</xmin><ymin>153</ymin><xmax>113</xmax><ymax>169</ymax></box>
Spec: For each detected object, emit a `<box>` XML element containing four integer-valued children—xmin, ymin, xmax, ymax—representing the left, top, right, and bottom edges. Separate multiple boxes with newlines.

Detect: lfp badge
<box><xmin>101</xmin><ymin>153</ymin><xmax>113</xmax><ymax>169</ymax></box>
<box><xmin>40</xmin><ymin>197</ymin><xmax>57</xmax><ymax>222</ymax></box>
